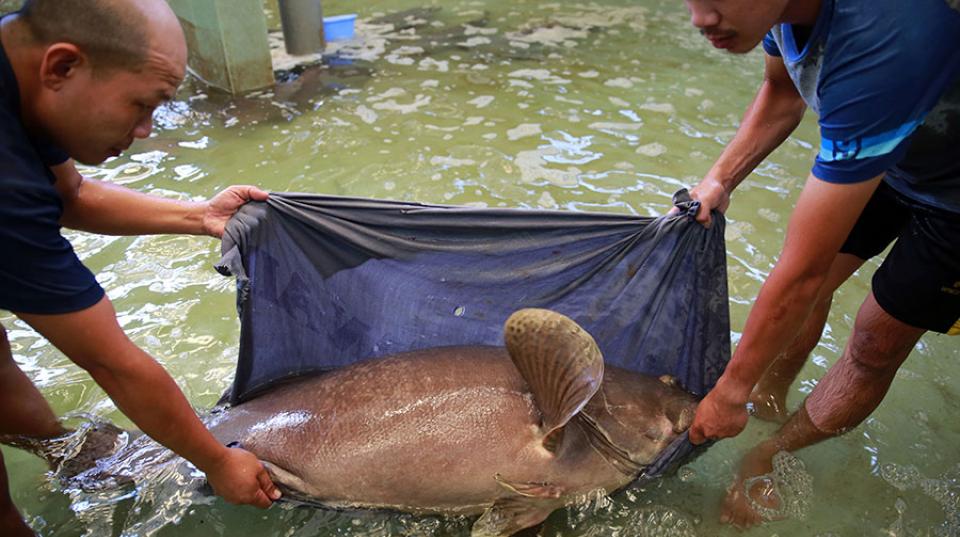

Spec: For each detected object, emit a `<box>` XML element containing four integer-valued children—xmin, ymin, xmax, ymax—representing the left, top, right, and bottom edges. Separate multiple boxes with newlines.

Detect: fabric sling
<box><xmin>216</xmin><ymin>190</ymin><xmax>730</xmax><ymax>480</ymax></box>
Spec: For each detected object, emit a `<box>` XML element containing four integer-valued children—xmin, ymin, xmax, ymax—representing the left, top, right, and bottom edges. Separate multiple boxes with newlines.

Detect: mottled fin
<box><xmin>576</xmin><ymin>413</ymin><xmax>645</xmax><ymax>477</ymax></box>
<box><xmin>503</xmin><ymin>309</ymin><xmax>604</xmax><ymax>446</ymax></box>
<box><xmin>472</xmin><ymin>476</ymin><xmax>564</xmax><ymax>537</ymax></box>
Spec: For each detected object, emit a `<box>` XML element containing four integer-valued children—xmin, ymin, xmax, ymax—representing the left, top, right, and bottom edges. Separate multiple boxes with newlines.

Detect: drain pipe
<box><xmin>277</xmin><ymin>0</ymin><xmax>325</xmax><ymax>55</ymax></box>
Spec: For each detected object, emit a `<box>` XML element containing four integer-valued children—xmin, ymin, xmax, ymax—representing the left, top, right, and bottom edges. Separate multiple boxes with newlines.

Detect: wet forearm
<box><xmin>718</xmin><ymin>254</ymin><xmax>826</xmax><ymax>401</ymax></box>
<box><xmin>708</xmin><ymin>76</ymin><xmax>807</xmax><ymax>193</ymax></box>
<box><xmin>61</xmin><ymin>177</ymin><xmax>207</xmax><ymax>236</ymax></box>
<box><xmin>85</xmin><ymin>348</ymin><xmax>227</xmax><ymax>472</ymax></box>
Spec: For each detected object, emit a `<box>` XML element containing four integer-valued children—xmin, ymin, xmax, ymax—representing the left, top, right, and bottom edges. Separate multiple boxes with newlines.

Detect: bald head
<box><xmin>8</xmin><ymin>0</ymin><xmax>188</xmax><ymax>165</ymax></box>
<box><xmin>19</xmin><ymin>0</ymin><xmax>185</xmax><ymax>73</ymax></box>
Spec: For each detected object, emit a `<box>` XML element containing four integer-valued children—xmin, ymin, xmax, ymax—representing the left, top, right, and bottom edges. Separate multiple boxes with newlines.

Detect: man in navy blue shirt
<box><xmin>681</xmin><ymin>0</ymin><xmax>960</xmax><ymax>527</ymax></box>
<box><xmin>0</xmin><ymin>1</ymin><xmax>280</xmax><ymax>535</ymax></box>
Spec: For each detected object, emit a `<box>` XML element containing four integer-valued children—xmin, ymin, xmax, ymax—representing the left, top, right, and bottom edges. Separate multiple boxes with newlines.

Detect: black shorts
<box><xmin>840</xmin><ymin>181</ymin><xmax>960</xmax><ymax>335</ymax></box>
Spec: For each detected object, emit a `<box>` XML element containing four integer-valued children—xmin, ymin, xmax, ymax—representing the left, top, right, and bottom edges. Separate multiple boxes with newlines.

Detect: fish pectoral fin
<box><xmin>472</xmin><ymin>482</ymin><xmax>563</xmax><ymax>537</ymax></box>
<box><xmin>261</xmin><ymin>461</ymin><xmax>317</xmax><ymax>499</ymax></box>
<box><xmin>576</xmin><ymin>412</ymin><xmax>645</xmax><ymax>477</ymax></box>
<box><xmin>494</xmin><ymin>473</ymin><xmax>564</xmax><ymax>499</ymax></box>
<box><xmin>503</xmin><ymin>309</ymin><xmax>604</xmax><ymax>442</ymax></box>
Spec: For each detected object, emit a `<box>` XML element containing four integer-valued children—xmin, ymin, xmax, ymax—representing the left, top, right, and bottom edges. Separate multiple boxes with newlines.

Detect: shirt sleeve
<box><xmin>0</xmin><ymin>141</ymin><xmax>102</xmax><ymax>314</ymax></box>
<box><xmin>762</xmin><ymin>32</ymin><xmax>782</xmax><ymax>57</ymax></box>
<box><xmin>35</xmin><ymin>140</ymin><xmax>69</xmax><ymax>167</ymax></box>
<box><xmin>812</xmin><ymin>13</ymin><xmax>960</xmax><ymax>183</ymax></box>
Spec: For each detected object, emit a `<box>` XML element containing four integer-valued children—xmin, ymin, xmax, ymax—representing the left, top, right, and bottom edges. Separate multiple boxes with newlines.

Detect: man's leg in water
<box><xmin>0</xmin><ymin>325</ymin><xmax>65</xmax><ymax>439</ymax></box>
<box><xmin>0</xmin><ymin>450</ymin><xmax>35</xmax><ymax>537</ymax></box>
<box><xmin>0</xmin><ymin>324</ymin><xmax>63</xmax><ymax>536</ymax></box>
<box><xmin>723</xmin><ymin>291</ymin><xmax>925</xmax><ymax>528</ymax></box>
<box><xmin>749</xmin><ymin>253</ymin><xmax>865</xmax><ymax>422</ymax></box>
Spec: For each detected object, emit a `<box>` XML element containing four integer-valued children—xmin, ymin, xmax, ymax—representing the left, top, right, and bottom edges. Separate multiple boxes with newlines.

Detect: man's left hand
<box><xmin>201</xmin><ymin>186</ymin><xmax>269</xmax><ymax>238</ymax></box>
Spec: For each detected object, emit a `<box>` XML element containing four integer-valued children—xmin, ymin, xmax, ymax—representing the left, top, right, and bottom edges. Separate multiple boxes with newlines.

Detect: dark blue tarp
<box><xmin>216</xmin><ymin>191</ymin><xmax>729</xmax><ymax>478</ymax></box>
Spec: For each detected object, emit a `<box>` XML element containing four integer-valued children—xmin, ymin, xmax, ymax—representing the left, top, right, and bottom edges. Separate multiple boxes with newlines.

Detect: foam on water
<box><xmin>743</xmin><ymin>451</ymin><xmax>814</xmax><ymax>522</ymax></box>
<box><xmin>882</xmin><ymin>462</ymin><xmax>960</xmax><ymax>536</ymax></box>
<box><xmin>507</xmin><ymin>123</ymin><xmax>542</xmax><ymax>141</ymax></box>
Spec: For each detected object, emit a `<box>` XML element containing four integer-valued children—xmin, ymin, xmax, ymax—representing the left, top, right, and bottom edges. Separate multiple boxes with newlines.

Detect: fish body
<box><xmin>206</xmin><ymin>310</ymin><xmax>697</xmax><ymax>534</ymax></box>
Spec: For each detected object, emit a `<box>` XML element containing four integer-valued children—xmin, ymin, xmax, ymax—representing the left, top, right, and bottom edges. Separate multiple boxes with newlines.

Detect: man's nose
<box><xmin>686</xmin><ymin>0</ymin><xmax>721</xmax><ymax>29</ymax></box>
<box><xmin>132</xmin><ymin>113</ymin><xmax>153</xmax><ymax>139</ymax></box>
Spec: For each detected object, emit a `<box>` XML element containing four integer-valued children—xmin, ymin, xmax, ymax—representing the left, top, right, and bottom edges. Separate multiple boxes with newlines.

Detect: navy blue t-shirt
<box><xmin>0</xmin><ymin>31</ymin><xmax>104</xmax><ymax>314</ymax></box>
<box><xmin>762</xmin><ymin>0</ymin><xmax>960</xmax><ymax>213</ymax></box>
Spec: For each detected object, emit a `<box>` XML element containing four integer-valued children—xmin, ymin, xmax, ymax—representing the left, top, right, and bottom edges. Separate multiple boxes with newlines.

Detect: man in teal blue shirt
<box><xmin>682</xmin><ymin>0</ymin><xmax>959</xmax><ymax>527</ymax></box>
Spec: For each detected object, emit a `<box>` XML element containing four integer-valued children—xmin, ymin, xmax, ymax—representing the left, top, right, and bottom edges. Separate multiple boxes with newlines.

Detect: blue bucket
<box><xmin>324</xmin><ymin>14</ymin><xmax>357</xmax><ymax>42</ymax></box>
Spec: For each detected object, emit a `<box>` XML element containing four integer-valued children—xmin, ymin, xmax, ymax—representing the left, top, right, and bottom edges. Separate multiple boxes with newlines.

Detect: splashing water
<box><xmin>743</xmin><ymin>451</ymin><xmax>814</xmax><ymax>522</ymax></box>
<box><xmin>620</xmin><ymin>507</ymin><xmax>699</xmax><ymax>537</ymax></box>
<box><xmin>50</xmin><ymin>423</ymin><xmax>205</xmax><ymax>537</ymax></box>
<box><xmin>882</xmin><ymin>462</ymin><xmax>960</xmax><ymax>537</ymax></box>
<box><xmin>531</xmin><ymin>487</ymin><xmax>700</xmax><ymax>537</ymax></box>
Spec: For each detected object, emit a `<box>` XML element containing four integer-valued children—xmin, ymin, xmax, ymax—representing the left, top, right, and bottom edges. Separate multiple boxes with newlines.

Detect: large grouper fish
<box><xmin>12</xmin><ymin>309</ymin><xmax>699</xmax><ymax>536</ymax></box>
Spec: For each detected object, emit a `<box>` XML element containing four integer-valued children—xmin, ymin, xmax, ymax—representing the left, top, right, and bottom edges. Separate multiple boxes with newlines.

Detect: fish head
<box><xmin>582</xmin><ymin>367</ymin><xmax>698</xmax><ymax>466</ymax></box>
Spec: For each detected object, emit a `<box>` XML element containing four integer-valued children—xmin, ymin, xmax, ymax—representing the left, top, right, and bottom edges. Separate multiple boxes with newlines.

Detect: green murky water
<box><xmin>3</xmin><ymin>1</ymin><xmax>958</xmax><ymax>536</ymax></box>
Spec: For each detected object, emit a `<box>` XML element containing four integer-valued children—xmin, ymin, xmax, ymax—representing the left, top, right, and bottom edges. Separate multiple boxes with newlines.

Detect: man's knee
<box><xmin>847</xmin><ymin>300</ymin><xmax>923</xmax><ymax>374</ymax></box>
<box><xmin>847</xmin><ymin>330</ymin><xmax>901</xmax><ymax>375</ymax></box>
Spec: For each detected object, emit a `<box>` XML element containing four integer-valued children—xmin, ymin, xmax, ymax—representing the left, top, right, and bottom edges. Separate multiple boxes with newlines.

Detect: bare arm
<box><xmin>688</xmin><ymin>172</ymin><xmax>883</xmax><ymax>444</ymax></box>
<box><xmin>689</xmin><ymin>54</ymin><xmax>807</xmax><ymax>225</ymax></box>
<box><xmin>16</xmin><ymin>297</ymin><xmax>281</xmax><ymax>507</ymax></box>
<box><xmin>52</xmin><ymin>160</ymin><xmax>268</xmax><ymax>238</ymax></box>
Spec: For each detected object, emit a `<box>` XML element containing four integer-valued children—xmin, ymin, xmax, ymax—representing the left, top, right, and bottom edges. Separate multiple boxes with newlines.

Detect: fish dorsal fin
<box><xmin>504</xmin><ymin>309</ymin><xmax>604</xmax><ymax>445</ymax></box>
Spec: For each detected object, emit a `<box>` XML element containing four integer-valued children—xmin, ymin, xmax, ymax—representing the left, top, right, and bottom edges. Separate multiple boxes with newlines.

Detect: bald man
<box><xmin>0</xmin><ymin>1</ymin><xmax>279</xmax><ymax>534</ymax></box>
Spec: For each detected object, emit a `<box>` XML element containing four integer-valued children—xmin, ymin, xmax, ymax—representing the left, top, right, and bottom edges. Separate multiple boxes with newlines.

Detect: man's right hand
<box><xmin>18</xmin><ymin>299</ymin><xmax>284</xmax><ymax>510</ymax></box>
<box><xmin>688</xmin><ymin>378</ymin><xmax>750</xmax><ymax>445</ymax></box>
<box><xmin>687</xmin><ymin>177</ymin><xmax>731</xmax><ymax>228</ymax></box>
<box><xmin>203</xmin><ymin>446</ymin><xmax>281</xmax><ymax>509</ymax></box>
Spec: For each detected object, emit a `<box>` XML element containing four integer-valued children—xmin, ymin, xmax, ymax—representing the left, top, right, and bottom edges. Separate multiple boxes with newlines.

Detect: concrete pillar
<box><xmin>278</xmin><ymin>0</ymin><xmax>325</xmax><ymax>55</ymax></box>
<box><xmin>168</xmin><ymin>0</ymin><xmax>274</xmax><ymax>94</ymax></box>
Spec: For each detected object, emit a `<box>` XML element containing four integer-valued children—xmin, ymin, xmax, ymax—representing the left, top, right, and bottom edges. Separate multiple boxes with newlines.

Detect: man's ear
<box><xmin>39</xmin><ymin>43</ymin><xmax>87</xmax><ymax>90</ymax></box>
